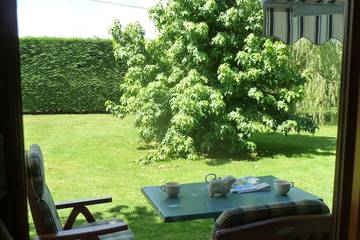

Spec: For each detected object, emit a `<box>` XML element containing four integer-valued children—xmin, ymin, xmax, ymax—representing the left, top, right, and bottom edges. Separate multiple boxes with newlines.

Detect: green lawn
<box><xmin>24</xmin><ymin>114</ymin><xmax>337</xmax><ymax>240</ymax></box>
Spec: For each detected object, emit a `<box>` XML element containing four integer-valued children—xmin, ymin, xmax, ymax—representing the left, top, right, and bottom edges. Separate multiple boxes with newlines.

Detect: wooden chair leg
<box><xmin>63</xmin><ymin>206</ymin><xmax>96</xmax><ymax>230</ymax></box>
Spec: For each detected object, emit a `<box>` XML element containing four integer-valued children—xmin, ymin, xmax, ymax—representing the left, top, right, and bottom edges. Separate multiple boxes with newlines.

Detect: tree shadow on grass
<box><xmin>204</xmin><ymin>152</ymin><xmax>252</xmax><ymax>166</ymax></box>
<box><xmin>107</xmin><ymin>204</ymin><xmax>213</xmax><ymax>240</ymax></box>
<box><xmin>29</xmin><ymin>213</ymin><xmax>107</xmax><ymax>239</ymax></box>
<box><xmin>136</xmin><ymin>145</ymin><xmax>153</xmax><ymax>151</ymax></box>
<box><xmin>29</xmin><ymin>205</ymin><xmax>213</xmax><ymax>239</ymax></box>
<box><xmin>254</xmin><ymin>132</ymin><xmax>336</xmax><ymax>157</ymax></box>
<box><xmin>58</xmin><ymin>212</ymin><xmax>104</xmax><ymax>227</ymax></box>
<box><xmin>205</xmin><ymin>132</ymin><xmax>337</xmax><ymax>166</ymax></box>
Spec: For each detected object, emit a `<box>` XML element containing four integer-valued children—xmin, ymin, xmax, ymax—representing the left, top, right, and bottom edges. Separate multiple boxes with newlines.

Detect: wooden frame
<box><xmin>30</xmin><ymin>194</ymin><xmax>128</xmax><ymax>240</ymax></box>
<box><xmin>24</xmin><ymin>147</ymin><xmax>132</xmax><ymax>240</ymax></box>
<box><xmin>1</xmin><ymin>0</ymin><xmax>360</xmax><ymax>239</ymax></box>
<box><xmin>33</xmin><ymin>223</ymin><xmax>128</xmax><ymax>240</ymax></box>
<box><xmin>332</xmin><ymin>0</ymin><xmax>360</xmax><ymax>239</ymax></box>
<box><xmin>56</xmin><ymin>197</ymin><xmax>112</xmax><ymax>230</ymax></box>
<box><xmin>28</xmin><ymin>180</ymin><xmax>129</xmax><ymax>239</ymax></box>
<box><xmin>25</xmin><ymin>149</ymin><xmax>130</xmax><ymax>239</ymax></box>
<box><xmin>0</xmin><ymin>0</ymin><xmax>28</xmax><ymax>239</ymax></box>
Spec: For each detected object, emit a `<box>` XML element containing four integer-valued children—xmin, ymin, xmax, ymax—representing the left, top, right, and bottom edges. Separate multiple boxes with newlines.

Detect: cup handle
<box><xmin>160</xmin><ymin>185</ymin><xmax>166</xmax><ymax>192</ymax></box>
<box><xmin>290</xmin><ymin>182</ymin><xmax>294</xmax><ymax>188</ymax></box>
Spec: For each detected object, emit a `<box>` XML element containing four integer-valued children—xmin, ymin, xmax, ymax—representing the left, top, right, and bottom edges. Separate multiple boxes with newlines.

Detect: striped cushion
<box><xmin>76</xmin><ymin>219</ymin><xmax>135</xmax><ymax>240</ymax></box>
<box><xmin>28</xmin><ymin>144</ymin><xmax>46</xmax><ymax>198</ymax></box>
<box><xmin>27</xmin><ymin>145</ymin><xmax>63</xmax><ymax>233</ymax></box>
<box><xmin>212</xmin><ymin>199</ymin><xmax>329</xmax><ymax>237</ymax></box>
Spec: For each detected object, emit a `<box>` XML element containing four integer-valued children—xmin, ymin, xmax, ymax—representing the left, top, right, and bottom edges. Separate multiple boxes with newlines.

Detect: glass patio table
<box><xmin>141</xmin><ymin>175</ymin><xmax>322</xmax><ymax>223</ymax></box>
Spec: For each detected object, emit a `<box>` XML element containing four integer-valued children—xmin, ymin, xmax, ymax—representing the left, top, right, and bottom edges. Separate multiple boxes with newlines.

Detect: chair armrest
<box><xmin>55</xmin><ymin>196</ymin><xmax>112</xmax><ymax>209</ymax></box>
<box><xmin>35</xmin><ymin>221</ymin><xmax>128</xmax><ymax>240</ymax></box>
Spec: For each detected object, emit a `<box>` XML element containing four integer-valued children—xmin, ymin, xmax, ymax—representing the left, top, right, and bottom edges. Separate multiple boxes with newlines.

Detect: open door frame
<box><xmin>333</xmin><ymin>0</ymin><xmax>360</xmax><ymax>239</ymax></box>
<box><xmin>0</xmin><ymin>0</ymin><xmax>360</xmax><ymax>239</ymax></box>
<box><xmin>0</xmin><ymin>0</ymin><xmax>28</xmax><ymax>239</ymax></box>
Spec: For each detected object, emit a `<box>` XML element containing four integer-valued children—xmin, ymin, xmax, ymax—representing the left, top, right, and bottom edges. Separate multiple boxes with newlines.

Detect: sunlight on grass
<box><xmin>24</xmin><ymin>114</ymin><xmax>337</xmax><ymax>240</ymax></box>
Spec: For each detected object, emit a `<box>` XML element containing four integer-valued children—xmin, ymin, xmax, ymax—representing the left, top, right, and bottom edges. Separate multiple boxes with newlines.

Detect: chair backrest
<box><xmin>26</xmin><ymin>144</ymin><xmax>63</xmax><ymax>235</ymax></box>
<box><xmin>214</xmin><ymin>214</ymin><xmax>332</xmax><ymax>240</ymax></box>
<box><xmin>212</xmin><ymin>199</ymin><xmax>332</xmax><ymax>240</ymax></box>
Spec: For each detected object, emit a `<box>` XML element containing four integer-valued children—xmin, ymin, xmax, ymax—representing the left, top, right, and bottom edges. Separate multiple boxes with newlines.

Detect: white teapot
<box><xmin>205</xmin><ymin>173</ymin><xmax>237</xmax><ymax>198</ymax></box>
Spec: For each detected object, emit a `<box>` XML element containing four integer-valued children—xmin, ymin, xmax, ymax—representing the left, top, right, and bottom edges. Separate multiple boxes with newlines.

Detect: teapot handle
<box><xmin>205</xmin><ymin>173</ymin><xmax>217</xmax><ymax>183</ymax></box>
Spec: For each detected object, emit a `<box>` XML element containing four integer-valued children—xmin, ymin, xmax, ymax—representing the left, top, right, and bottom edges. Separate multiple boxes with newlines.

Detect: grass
<box><xmin>23</xmin><ymin>114</ymin><xmax>337</xmax><ymax>240</ymax></box>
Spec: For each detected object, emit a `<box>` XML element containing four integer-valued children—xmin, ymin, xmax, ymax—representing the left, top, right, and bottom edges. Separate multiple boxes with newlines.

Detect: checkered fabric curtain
<box><xmin>263</xmin><ymin>0</ymin><xmax>345</xmax><ymax>44</ymax></box>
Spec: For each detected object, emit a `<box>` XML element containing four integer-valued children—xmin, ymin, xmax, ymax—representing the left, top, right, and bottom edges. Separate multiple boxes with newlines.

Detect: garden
<box><xmin>21</xmin><ymin>0</ymin><xmax>342</xmax><ymax>239</ymax></box>
<box><xmin>24</xmin><ymin>114</ymin><xmax>336</xmax><ymax>239</ymax></box>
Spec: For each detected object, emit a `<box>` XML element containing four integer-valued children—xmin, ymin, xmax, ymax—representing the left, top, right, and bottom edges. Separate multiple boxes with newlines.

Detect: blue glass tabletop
<box><xmin>141</xmin><ymin>175</ymin><xmax>322</xmax><ymax>223</ymax></box>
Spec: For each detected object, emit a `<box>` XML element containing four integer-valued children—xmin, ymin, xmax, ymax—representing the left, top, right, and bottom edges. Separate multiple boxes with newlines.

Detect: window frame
<box><xmin>0</xmin><ymin>0</ymin><xmax>28</xmax><ymax>239</ymax></box>
<box><xmin>333</xmin><ymin>0</ymin><xmax>360</xmax><ymax>239</ymax></box>
<box><xmin>0</xmin><ymin>0</ymin><xmax>360</xmax><ymax>239</ymax></box>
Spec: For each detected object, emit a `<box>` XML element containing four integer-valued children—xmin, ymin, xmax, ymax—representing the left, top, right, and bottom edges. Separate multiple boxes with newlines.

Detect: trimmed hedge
<box><xmin>20</xmin><ymin>37</ymin><xmax>125</xmax><ymax>113</ymax></box>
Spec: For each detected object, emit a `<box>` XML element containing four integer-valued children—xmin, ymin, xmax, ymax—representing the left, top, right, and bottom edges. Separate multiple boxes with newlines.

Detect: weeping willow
<box><xmin>291</xmin><ymin>39</ymin><xmax>342</xmax><ymax>125</ymax></box>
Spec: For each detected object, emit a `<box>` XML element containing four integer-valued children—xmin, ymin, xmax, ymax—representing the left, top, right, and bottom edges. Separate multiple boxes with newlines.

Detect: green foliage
<box><xmin>20</xmin><ymin>37</ymin><xmax>126</xmax><ymax>113</ymax></box>
<box><xmin>107</xmin><ymin>0</ymin><xmax>317</xmax><ymax>163</ymax></box>
<box><xmin>291</xmin><ymin>39</ymin><xmax>342</xmax><ymax>125</ymax></box>
<box><xmin>24</xmin><ymin>114</ymin><xmax>336</xmax><ymax>239</ymax></box>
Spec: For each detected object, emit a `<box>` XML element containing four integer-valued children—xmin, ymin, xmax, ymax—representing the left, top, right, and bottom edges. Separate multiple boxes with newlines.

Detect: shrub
<box><xmin>291</xmin><ymin>39</ymin><xmax>342</xmax><ymax>125</ymax></box>
<box><xmin>20</xmin><ymin>37</ymin><xmax>126</xmax><ymax>113</ymax></box>
<box><xmin>107</xmin><ymin>0</ymin><xmax>318</xmax><ymax>163</ymax></box>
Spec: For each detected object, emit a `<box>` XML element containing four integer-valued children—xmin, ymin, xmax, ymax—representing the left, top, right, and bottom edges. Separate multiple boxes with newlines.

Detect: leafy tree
<box><xmin>292</xmin><ymin>39</ymin><xmax>342</xmax><ymax>125</ymax></box>
<box><xmin>106</xmin><ymin>0</ymin><xmax>317</xmax><ymax>163</ymax></box>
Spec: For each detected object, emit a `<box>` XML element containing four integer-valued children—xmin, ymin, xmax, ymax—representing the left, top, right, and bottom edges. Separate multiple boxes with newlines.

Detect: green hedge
<box><xmin>20</xmin><ymin>37</ymin><xmax>125</xmax><ymax>113</ymax></box>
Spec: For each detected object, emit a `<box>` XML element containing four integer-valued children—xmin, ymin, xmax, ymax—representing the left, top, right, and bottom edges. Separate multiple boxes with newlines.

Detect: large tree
<box><xmin>106</xmin><ymin>0</ymin><xmax>317</xmax><ymax>163</ymax></box>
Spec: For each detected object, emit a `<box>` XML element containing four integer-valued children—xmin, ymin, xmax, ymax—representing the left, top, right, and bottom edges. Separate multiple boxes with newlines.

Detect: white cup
<box><xmin>274</xmin><ymin>180</ymin><xmax>294</xmax><ymax>195</ymax></box>
<box><xmin>160</xmin><ymin>182</ymin><xmax>181</xmax><ymax>198</ymax></box>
